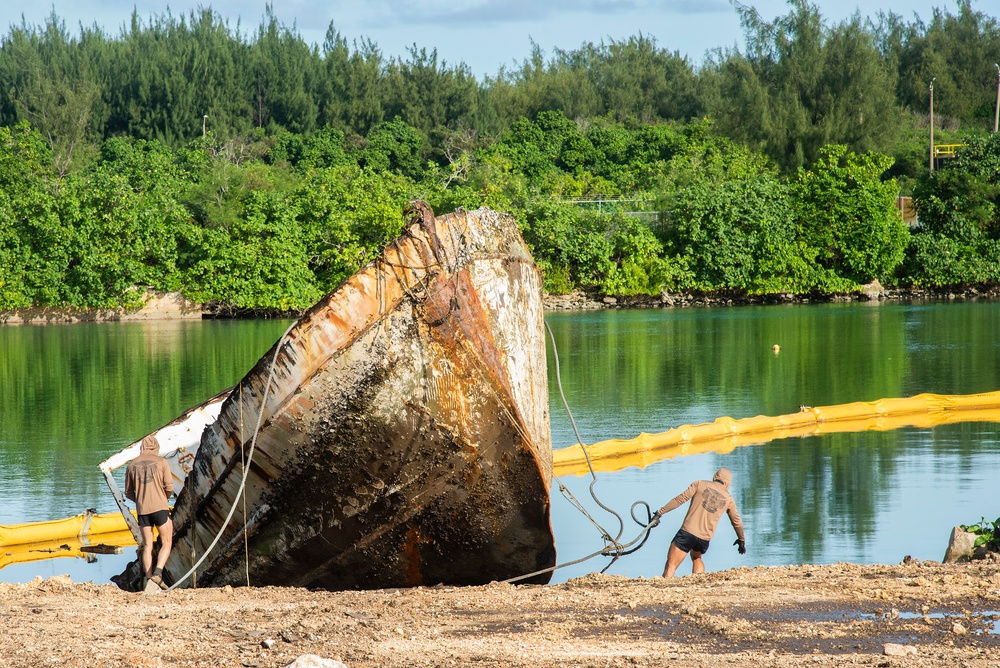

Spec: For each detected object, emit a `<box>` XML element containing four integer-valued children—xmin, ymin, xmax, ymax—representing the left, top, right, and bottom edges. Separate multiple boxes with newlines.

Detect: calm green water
<box><xmin>0</xmin><ymin>319</ymin><xmax>294</xmax><ymax>583</ymax></box>
<box><xmin>1</xmin><ymin>302</ymin><xmax>998</xmax><ymax>584</ymax></box>
<box><xmin>547</xmin><ymin>301</ymin><xmax>1000</xmax><ymax>579</ymax></box>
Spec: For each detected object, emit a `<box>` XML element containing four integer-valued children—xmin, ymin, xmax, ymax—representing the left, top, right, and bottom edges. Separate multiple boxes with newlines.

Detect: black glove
<box><xmin>734</xmin><ymin>538</ymin><xmax>746</xmax><ymax>555</ymax></box>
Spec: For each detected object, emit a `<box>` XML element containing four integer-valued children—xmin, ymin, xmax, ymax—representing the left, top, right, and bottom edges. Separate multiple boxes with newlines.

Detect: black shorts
<box><xmin>672</xmin><ymin>529</ymin><xmax>710</xmax><ymax>555</ymax></box>
<box><xmin>138</xmin><ymin>509</ymin><xmax>170</xmax><ymax>528</ymax></box>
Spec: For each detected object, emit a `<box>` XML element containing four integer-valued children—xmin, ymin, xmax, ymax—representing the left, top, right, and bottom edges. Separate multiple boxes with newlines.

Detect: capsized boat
<box><xmin>107</xmin><ymin>204</ymin><xmax>555</xmax><ymax>591</ymax></box>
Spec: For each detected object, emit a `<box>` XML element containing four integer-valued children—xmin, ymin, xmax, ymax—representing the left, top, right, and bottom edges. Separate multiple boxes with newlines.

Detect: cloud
<box><xmin>341</xmin><ymin>0</ymin><xmax>730</xmax><ymax>29</ymax></box>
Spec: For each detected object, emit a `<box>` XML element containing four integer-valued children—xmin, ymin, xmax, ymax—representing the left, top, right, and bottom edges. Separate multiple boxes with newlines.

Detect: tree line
<box><xmin>2</xmin><ymin>1</ymin><xmax>998</xmax><ymax>179</ymax></box>
<box><xmin>0</xmin><ymin>1</ymin><xmax>999</xmax><ymax>312</ymax></box>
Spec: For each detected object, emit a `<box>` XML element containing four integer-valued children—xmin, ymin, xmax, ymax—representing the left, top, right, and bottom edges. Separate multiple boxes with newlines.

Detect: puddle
<box><xmin>860</xmin><ymin>610</ymin><xmax>1000</xmax><ymax>634</ymax></box>
<box><xmin>643</xmin><ymin>602</ymin><xmax>1000</xmax><ymax>636</ymax></box>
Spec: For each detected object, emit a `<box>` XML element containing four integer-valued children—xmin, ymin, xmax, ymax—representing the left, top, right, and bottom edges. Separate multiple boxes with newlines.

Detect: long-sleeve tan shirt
<box><xmin>657</xmin><ymin>478</ymin><xmax>745</xmax><ymax>543</ymax></box>
<box><xmin>124</xmin><ymin>453</ymin><xmax>173</xmax><ymax>515</ymax></box>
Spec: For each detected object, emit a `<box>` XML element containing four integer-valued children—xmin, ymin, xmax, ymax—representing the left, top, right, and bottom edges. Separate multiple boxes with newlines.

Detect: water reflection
<box><xmin>2</xmin><ymin>303</ymin><xmax>999</xmax><ymax>584</ymax></box>
<box><xmin>553</xmin><ymin>391</ymin><xmax>1000</xmax><ymax>475</ymax></box>
<box><xmin>545</xmin><ymin>302</ymin><xmax>1000</xmax><ymax>580</ymax></box>
<box><xmin>0</xmin><ymin>320</ymin><xmax>293</xmax><ymax>527</ymax></box>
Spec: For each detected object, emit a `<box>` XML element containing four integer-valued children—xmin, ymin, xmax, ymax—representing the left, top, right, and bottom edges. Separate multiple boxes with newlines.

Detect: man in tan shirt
<box><xmin>125</xmin><ymin>434</ymin><xmax>174</xmax><ymax>588</ymax></box>
<box><xmin>653</xmin><ymin>467</ymin><xmax>746</xmax><ymax>577</ymax></box>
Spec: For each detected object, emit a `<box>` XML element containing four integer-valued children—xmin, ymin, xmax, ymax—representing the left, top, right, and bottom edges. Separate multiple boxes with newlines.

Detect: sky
<box><xmin>0</xmin><ymin>1</ymin><xmax>981</xmax><ymax>79</ymax></box>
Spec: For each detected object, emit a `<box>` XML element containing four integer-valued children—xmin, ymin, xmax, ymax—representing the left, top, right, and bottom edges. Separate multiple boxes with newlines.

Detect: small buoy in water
<box><xmin>772</xmin><ymin>344</ymin><xmax>781</xmax><ymax>354</ymax></box>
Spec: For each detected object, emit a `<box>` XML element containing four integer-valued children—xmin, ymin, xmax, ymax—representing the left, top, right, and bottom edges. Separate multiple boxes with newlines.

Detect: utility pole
<box><xmin>929</xmin><ymin>78</ymin><xmax>935</xmax><ymax>174</ymax></box>
<box><xmin>994</xmin><ymin>64</ymin><xmax>999</xmax><ymax>133</ymax></box>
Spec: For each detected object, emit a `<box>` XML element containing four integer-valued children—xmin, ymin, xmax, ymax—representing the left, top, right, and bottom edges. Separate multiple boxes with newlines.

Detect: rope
<box><xmin>161</xmin><ymin>319</ymin><xmax>298</xmax><ymax>593</ymax></box>
<box><xmin>155</xmin><ymin>223</ymin><xmax>654</xmax><ymax>590</ymax></box>
<box><xmin>502</xmin><ymin>321</ymin><xmax>661</xmax><ymax>584</ymax></box>
<box><xmin>239</xmin><ymin>383</ymin><xmax>250</xmax><ymax>588</ymax></box>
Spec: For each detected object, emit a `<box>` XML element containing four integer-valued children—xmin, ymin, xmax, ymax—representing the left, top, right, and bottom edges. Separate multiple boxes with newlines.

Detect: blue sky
<box><xmin>0</xmin><ymin>1</ymin><xmax>981</xmax><ymax>78</ymax></box>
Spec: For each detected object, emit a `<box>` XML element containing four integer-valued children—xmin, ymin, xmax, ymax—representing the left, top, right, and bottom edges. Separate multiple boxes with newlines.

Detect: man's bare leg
<box><xmin>154</xmin><ymin>518</ymin><xmax>173</xmax><ymax>573</ymax></box>
<box><xmin>662</xmin><ymin>543</ymin><xmax>689</xmax><ymax>578</ymax></box>
<box><xmin>690</xmin><ymin>550</ymin><xmax>705</xmax><ymax>575</ymax></box>
<box><xmin>139</xmin><ymin>525</ymin><xmax>155</xmax><ymax>579</ymax></box>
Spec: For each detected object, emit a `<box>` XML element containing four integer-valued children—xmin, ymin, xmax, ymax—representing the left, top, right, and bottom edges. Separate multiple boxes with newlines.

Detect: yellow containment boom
<box><xmin>0</xmin><ymin>510</ymin><xmax>134</xmax><ymax>549</ymax></box>
<box><xmin>552</xmin><ymin>390</ymin><xmax>1000</xmax><ymax>477</ymax></box>
<box><xmin>0</xmin><ymin>531</ymin><xmax>136</xmax><ymax>571</ymax></box>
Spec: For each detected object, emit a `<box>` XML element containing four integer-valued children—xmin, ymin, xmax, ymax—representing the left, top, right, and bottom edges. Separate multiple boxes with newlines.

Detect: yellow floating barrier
<box><xmin>553</xmin><ymin>390</ymin><xmax>1000</xmax><ymax>477</ymax></box>
<box><xmin>0</xmin><ymin>530</ymin><xmax>136</xmax><ymax>571</ymax></box>
<box><xmin>0</xmin><ymin>510</ymin><xmax>134</xmax><ymax>548</ymax></box>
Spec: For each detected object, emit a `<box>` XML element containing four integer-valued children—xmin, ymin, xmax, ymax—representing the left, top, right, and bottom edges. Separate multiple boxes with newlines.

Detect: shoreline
<box><xmin>2</xmin><ymin>558</ymin><xmax>997</xmax><ymax>667</ymax></box>
<box><xmin>3</xmin><ymin>284</ymin><xmax>1000</xmax><ymax>325</ymax></box>
<box><xmin>543</xmin><ymin>283</ymin><xmax>1000</xmax><ymax>311</ymax></box>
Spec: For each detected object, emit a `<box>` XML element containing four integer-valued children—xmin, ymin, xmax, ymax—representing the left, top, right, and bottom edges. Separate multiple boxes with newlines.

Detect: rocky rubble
<box><xmin>1</xmin><ymin>558</ymin><xmax>997</xmax><ymax>667</ymax></box>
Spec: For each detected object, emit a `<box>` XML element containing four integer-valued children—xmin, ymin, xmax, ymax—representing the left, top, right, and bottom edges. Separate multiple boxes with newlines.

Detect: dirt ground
<box><xmin>2</xmin><ymin>556</ymin><xmax>998</xmax><ymax>668</ymax></box>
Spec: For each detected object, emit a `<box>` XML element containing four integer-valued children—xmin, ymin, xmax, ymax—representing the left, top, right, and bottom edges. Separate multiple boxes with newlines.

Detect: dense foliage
<box><xmin>960</xmin><ymin>516</ymin><xmax>1000</xmax><ymax>552</ymax></box>
<box><xmin>1</xmin><ymin>2</ymin><xmax>999</xmax><ymax>311</ymax></box>
<box><xmin>905</xmin><ymin>132</ymin><xmax>1000</xmax><ymax>285</ymax></box>
<box><xmin>0</xmin><ymin>113</ymin><xmax>915</xmax><ymax>310</ymax></box>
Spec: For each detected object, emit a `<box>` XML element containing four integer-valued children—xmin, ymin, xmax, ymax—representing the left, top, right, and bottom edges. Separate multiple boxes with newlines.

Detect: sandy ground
<box><xmin>2</xmin><ymin>556</ymin><xmax>998</xmax><ymax>668</ymax></box>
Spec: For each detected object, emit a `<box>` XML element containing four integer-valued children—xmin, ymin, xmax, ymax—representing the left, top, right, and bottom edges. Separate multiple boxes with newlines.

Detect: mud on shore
<box><xmin>2</xmin><ymin>558</ymin><xmax>998</xmax><ymax>668</ymax></box>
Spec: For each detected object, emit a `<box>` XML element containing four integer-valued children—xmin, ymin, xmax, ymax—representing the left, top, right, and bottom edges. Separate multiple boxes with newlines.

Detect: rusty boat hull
<box><xmin>159</xmin><ymin>206</ymin><xmax>554</xmax><ymax>590</ymax></box>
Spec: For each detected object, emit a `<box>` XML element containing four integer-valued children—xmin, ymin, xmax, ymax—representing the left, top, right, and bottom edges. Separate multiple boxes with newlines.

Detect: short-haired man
<box><xmin>125</xmin><ymin>434</ymin><xmax>174</xmax><ymax>589</ymax></box>
<box><xmin>653</xmin><ymin>467</ymin><xmax>746</xmax><ymax>577</ymax></box>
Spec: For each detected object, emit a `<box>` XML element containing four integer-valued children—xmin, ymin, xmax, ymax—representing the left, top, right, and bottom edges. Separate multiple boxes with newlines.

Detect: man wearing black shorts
<box><xmin>125</xmin><ymin>434</ymin><xmax>174</xmax><ymax>589</ymax></box>
<box><xmin>653</xmin><ymin>468</ymin><xmax>746</xmax><ymax>577</ymax></box>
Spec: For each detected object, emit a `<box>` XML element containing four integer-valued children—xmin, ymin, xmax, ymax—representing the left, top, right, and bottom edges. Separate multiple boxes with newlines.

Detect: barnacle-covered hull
<box><xmin>159</xmin><ymin>205</ymin><xmax>554</xmax><ymax>590</ymax></box>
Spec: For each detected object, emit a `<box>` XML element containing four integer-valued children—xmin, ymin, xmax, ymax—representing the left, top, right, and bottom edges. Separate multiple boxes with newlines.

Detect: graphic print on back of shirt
<box><xmin>135</xmin><ymin>460</ymin><xmax>158</xmax><ymax>484</ymax></box>
<box><xmin>700</xmin><ymin>487</ymin><xmax>725</xmax><ymax>513</ymax></box>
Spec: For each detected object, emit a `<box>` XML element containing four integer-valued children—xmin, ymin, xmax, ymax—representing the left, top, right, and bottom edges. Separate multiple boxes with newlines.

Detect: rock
<box><xmin>136</xmin><ymin>290</ymin><xmax>205</xmax><ymax>319</ymax></box>
<box><xmin>943</xmin><ymin>527</ymin><xmax>978</xmax><ymax>563</ymax></box>
<box><xmin>861</xmin><ymin>280</ymin><xmax>884</xmax><ymax>301</ymax></box>
<box><xmin>951</xmin><ymin>622</ymin><xmax>967</xmax><ymax>635</ymax></box>
<box><xmin>262</xmin><ymin>638</ymin><xmax>276</xmax><ymax>649</ymax></box>
<box><xmin>602</xmin><ymin>296</ymin><xmax>618</xmax><ymax>305</ymax></box>
<box><xmin>283</xmin><ymin>656</ymin><xmax>349</xmax><ymax>668</ymax></box>
<box><xmin>883</xmin><ymin>643</ymin><xmax>917</xmax><ymax>656</ymax></box>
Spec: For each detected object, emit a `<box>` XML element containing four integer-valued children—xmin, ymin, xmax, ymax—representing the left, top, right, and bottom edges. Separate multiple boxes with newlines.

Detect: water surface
<box><xmin>0</xmin><ymin>319</ymin><xmax>293</xmax><ymax>583</ymax></box>
<box><xmin>1</xmin><ymin>302</ymin><xmax>998</xmax><ymax>584</ymax></box>
<box><xmin>546</xmin><ymin>302</ymin><xmax>1000</xmax><ymax>580</ymax></box>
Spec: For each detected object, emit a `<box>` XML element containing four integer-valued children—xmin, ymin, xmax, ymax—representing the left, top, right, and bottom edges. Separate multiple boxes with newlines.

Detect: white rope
<box><xmin>240</xmin><ymin>382</ymin><xmax>250</xmax><ymax>588</ymax></box>
<box><xmin>161</xmin><ymin>319</ymin><xmax>297</xmax><ymax>593</ymax></box>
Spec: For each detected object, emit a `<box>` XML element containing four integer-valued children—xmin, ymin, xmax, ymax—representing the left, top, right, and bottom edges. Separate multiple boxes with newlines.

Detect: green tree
<box><xmin>589</xmin><ymin>34</ymin><xmax>702</xmax><ymax>123</ymax></box>
<box><xmin>382</xmin><ymin>45</ymin><xmax>480</xmax><ymax>135</ymax></box>
<box><xmin>186</xmin><ymin>190</ymin><xmax>320</xmax><ymax>310</ymax></box>
<box><xmin>892</xmin><ymin>1</ymin><xmax>1000</xmax><ymax>126</ymax></box>
<box><xmin>711</xmin><ymin>1</ymin><xmax>901</xmax><ymax>171</ymax></box>
<box><xmin>662</xmin><ymin>172</ymin><xmax>804</xmax><ymax>293</ymax></box>
<box><xmin>357</xmin><ymin>117</ymin><xmax>427</xmax><ymax>181</ymax></box>
<box><xmin>793</xmin><ymin>144</ymin><xmax>908</xmax><ymax>284</ymax></box>
<box><xmin>317</xmin><ymin>30</ymin><xmax>386</xmax><ymax>136</ymax></box>
<box><xmin>905</xmin><ymin>133</ymin><xmax>1000</xmax><ymax>286</ymax></box>
<box><xmin>0</xmin><ymin>15</ymin><xmax>102</xmax><ymax>176</ymax></box>
<box><xmin>0</xmin><ymin>122</ymin><xmax>68</xmax><ymax>307</ymax></box>
<box><xmin>249</xmin><ymin>9</ymin><xmax>319</xmax><ymax>133</ymax></box>
<box><xmin>294</xmin><ymin>164</ymin><xmax>411</xmax><ymax>290</ymax></box>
